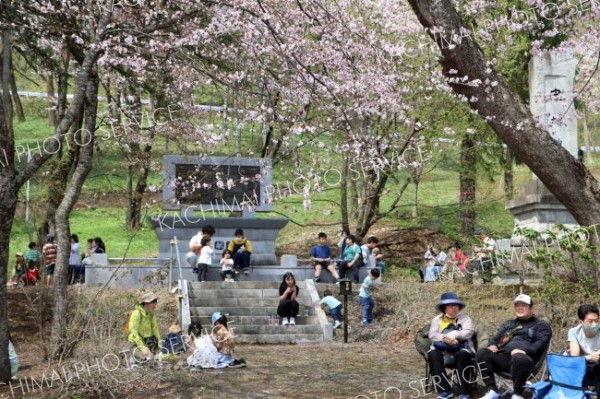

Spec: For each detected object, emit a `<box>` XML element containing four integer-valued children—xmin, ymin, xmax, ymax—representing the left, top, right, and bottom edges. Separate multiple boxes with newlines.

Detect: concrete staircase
<box><xmin>187</xmin><ymin>280</ymin><xmax>332</xmax><ymax>344</ymax></box>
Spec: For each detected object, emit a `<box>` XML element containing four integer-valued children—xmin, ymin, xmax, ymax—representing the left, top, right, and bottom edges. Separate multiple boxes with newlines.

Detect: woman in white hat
<box><xmin>428</xmin><ymin>292</ymin><xmax>475</xmax><ymax>399</ymax></box>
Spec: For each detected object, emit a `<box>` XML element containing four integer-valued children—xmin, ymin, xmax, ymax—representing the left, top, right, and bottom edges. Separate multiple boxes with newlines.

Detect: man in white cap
<box><xmin>127</xmin><ymin>292</ymin><xmax>161</xmax><ymax>367</ymax></box>
<box><xmin>476</xmin><ymin>294</ymin><xmax>552</xmax><ymax>399</ymax></box>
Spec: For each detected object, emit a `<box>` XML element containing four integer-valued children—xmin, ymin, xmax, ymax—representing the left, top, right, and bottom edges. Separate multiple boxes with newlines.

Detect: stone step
<box><xmin>188</xmin><ymin>281</ymin><xmax>307</xmax><ymax>290</ymax></box>
<box><xmin>191</xmin><ymin>306</ymin><xmax>315</xmax><ymax>317</ymax></box>
<box><xmin>219</xmin><ymin>324</ymin><xmax>323</xmax><ymax>335</ymax></box>
<box><xmin>190</xmin><ymin>288</ymin><xmax>281</xmax><ymax>298</ymax></box>
<box><xmin>235</xmin><ymin>334</ymin><xmax>324</xmax><ymax>344</ymax></box>
<box><xmin>189</xmin><ymin>297</ymin><xmax>313</xmax><ymax>307</ymax></box>
<box><xmin>191</xmin><ymin>315</ymin><xmax>318</xmax><ymax>326</ymax></box>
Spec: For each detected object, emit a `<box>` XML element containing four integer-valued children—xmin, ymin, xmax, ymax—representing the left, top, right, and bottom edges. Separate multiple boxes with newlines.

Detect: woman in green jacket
<box><xmin>128</xmin><ymin>292</ymin><xmax>161</xmax><ymax>366</ymax></box>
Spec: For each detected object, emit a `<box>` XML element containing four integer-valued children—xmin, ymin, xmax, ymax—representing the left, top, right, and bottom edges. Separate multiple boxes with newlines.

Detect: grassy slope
<box><xmin>9</xmin><ymin>97</ymin><xmax>592</xmax><ymax>276</ymax></box>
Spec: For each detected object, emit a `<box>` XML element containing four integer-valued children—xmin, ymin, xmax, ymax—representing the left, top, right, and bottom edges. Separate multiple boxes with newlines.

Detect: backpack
<box><xmin>432</xmin><ymin>324</ymin><xmax>465</xmax><ymax>353</ymax></box>
<box><xmin>125</xmin><ymin>309</ymin><xmax>139</xmax><ymax>335</ymax></box>
<box><xmin>161</xmin><ymin>333</ymin><xmax>187</xmax><ymax>355</ymax></box>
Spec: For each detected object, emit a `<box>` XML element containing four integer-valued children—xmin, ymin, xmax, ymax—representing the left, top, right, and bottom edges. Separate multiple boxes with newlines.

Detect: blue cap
<box><xmin>211</xmin><ymin>312</ymin><xmax>223</xmax><ymax>326</ymax></box>
<box><xmin>436</xmin><ymin>292</ymin><xmax>466</xmax><ymax>313</ymax></box>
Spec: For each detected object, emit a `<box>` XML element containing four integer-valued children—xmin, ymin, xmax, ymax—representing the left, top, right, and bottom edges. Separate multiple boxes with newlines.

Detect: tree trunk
<box><xmin>340</xmin><ymin>155</ymin><xmax>350</xmax><ymax>233</ymax></box>
<box><xmin>503</xmin><ymin>147</ymin><xmax>514</xmax><ymax>200</ymax></box>
<box><xmin>9</xmin><ymin>69</ymin><xmax>24</xmax><ymax>122</ymax></box>
<box><xmin>460</xmin><ymin>133</ymin><xmax>477</xmax><ymax>237</ymax></box>
<box><xmin>38</xmin><ymin>103</ymin><xmax>83</xmax><ymax>241</ymax></box>
<box><xmin>51</xmin><ymin>72</ymin><xmax>98</xmax><ymax>359</ymax></box>
<box><xmin>0</xmin><ymin>25</ymin><xmax>17</xmax><ymax>383</ymax></box>
<box><xmin>406</xmin><ymin>0</ymin><xmax>600</xmax><ymax>226</ymax></box>
<box><xmin>0</xmin><ymin>182</ymin><xmax>17</xmax><ymax>383</ymax></box>
<box><xmin>412</xmin><ymin>166</ymin><xmax>421</xmax><ymax>218</ymax></box>
<box><xmin>583</xmin><ymin>106</ymin><xmax>593</xmax><ymax>163</ymax></box>
<box><xmin>0</xmin><ymin>29</ymin><xmax>103</xmax><ymax>378</ymax></box>
<box><xmin>45</xmin><ymin>72</ymin><xmax>57</xmax><ymax>127</ymax></box>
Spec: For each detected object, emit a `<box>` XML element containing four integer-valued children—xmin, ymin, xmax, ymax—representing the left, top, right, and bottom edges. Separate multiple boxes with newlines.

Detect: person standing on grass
<box><xmin>93</xmin><ymin>237</ymin><xmax>106</xmax><ymax>253</ymax></box>
<box><xmin>68</xmin><ymin>234</ymin><xmax>80</xmax><ymax>285</ymax></box>
<box><xmin>277</xmin><ymin>272</ymin><xmax>300</xmax><ymax>326</ymax></box>
<box><xmin>358</xmin><ymin>268</ymin><xmax>380</xmax><ymax>326</ymax></box>
<box><xmin>24</xmin><ymin>241</ymin><xmax>41</xmax><ymax>269</ymax></box>
<box><xmin>197</xmin><ymin>237</ymin><xmax>214</xmax><ymax>282</ymax></box>
<box><xmin>227</xmin><ymin>228</ymin><xmax>252</xmax><ymax>275</ymax></box>
<box><xmin>42</xmin><ymin>234</ymin><xmax>58</xmax><ymax>286</ymax></box>
<box><xmin>310</xmin><ymin>232</ymin><xmax>338</xmax><ymax>283</ymax></box>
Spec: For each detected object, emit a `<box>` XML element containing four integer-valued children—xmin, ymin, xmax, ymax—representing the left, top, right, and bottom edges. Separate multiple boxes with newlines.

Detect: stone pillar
<box><xmin>506</xmin><ymin>48</ymin><xmax>578</xmax><ymax>232</ymax></box>
<box><xmin>529</xmin><ymin>49</ymin><xmax>578</xmax><ymax>157</ymax></box>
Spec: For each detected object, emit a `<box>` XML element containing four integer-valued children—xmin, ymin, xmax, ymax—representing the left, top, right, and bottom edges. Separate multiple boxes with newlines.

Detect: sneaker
<box><xmin>314</xmin><ymin>276</ymin><xmax>320</xmax><ymax>283</ymax></box>
<box><xmin>459</xmin><ymin>395</ymin><xmax>470</xmax><ymax>399</ymax></box>
<box><xmin>289</xmin><ymin>317</ymin><xmax>296</xmax><ymax>326</ymax></box>
<box><xmin>360</xmin><ymin>321</ymin><xmax>369</xmax><ymax>327</ymax></box>
<box><xmin>333</xmin><ymin>320</ymin><xmax>341</xmax><ymax>329</ymax></box>
<box><xmin>335</xmin><ymin>279</ymin><xmax>341</xmax><ymax>285</ymax></box>
<box><xmin>510</xmin><ymin>395</ymin><xmax>524</xmax><ymax>399</ymax></box>
<box><xmin>234</xmin><ymin>270</ymin><xmax>240</xmax><ymax>275</ymax></box>
<box><xmin>229</xmin><ymin>359</ymin><xmax>247</xmax><ymax>368</ymax></box>
<box><xmin>244</xmin><ymin>269</ymin><xmax>250</xmax><ymax>275</ymax></box>
<box><xmin>437</xmin><ymin>391</ymin><xmax>453</xmax><ymax>399</ymax></box>
<box><xmin>479</xmin><ymin>390</ymin><xmax>500</xmax><ymax>399</ymax></box>
<box><xmin>282</xmin><ymin>318</ymin><xmax>289</xmax><ymax>326</ymax></box>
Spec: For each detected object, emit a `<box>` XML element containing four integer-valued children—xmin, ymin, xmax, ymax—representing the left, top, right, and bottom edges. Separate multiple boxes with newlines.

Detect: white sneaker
<box><xmin>282</xmin><ymin>318</ymin><xmax>289</xmax><ymax>326</ymax></box>
<box><xmin>289</xmin><ymin>317</ymin><xmax>296</xmax><ymax>325</ymax></box>
<box><xmin>510</xmin><ymin>395</ymin><xmax>524</xmax><ymax>399</ymax></box>
<box><xmin>333</xmin><ymin>320</ymin><xmax>341</xmax><ymax>329</ymax></box>
<box><xmin>480</xmin><ymin>390</ymin><xmax>500</xmax><ymax>399</ymax></box>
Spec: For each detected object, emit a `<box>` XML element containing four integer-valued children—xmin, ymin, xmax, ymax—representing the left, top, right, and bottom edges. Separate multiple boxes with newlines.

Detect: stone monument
<box><xmin>506</xmin><ymin>48</ymin><xmax>578</xmax><ymax>231</ymax></box>
<box><xmin>148</xmin><ymin>156</ymin><xmax>288</xmax><ymax>267</ymax></box>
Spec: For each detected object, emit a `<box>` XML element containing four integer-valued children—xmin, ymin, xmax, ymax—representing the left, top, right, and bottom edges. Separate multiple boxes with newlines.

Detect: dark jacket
<box><xmin>489</xmin><ymin>316</ymin><xmax>552</xmax><ymax>361</ymax></box>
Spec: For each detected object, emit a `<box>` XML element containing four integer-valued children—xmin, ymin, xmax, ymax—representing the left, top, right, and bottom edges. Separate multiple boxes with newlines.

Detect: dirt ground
<box><xmin>2</xmin><ymin>278</ymin><xmax>560</xmax><ymax>399</ymax></box>
<box><xmin>1</xmin><ymin>285</ymin><xmax>431</xmax><ymax>399</ymax></box>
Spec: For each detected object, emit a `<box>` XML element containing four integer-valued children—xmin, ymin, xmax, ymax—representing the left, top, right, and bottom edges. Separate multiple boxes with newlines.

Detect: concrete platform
<box><xmin>85</xmin><ymin>262</ymin><xmax>377</xmax><ymax>287</ymax></box>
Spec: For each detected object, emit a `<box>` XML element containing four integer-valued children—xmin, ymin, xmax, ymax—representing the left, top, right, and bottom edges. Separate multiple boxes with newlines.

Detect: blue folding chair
<box><xmin>527</xmin><ymin>354</ymin><xmax>595</xmax><ymax>399</ymax></box>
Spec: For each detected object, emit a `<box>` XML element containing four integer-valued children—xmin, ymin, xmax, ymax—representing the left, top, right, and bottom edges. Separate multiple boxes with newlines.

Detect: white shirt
<box><xmin>220</xmin><ymin>258</ymin><xmax>234</xmax><ymax>271</ymax></box>
<box><xmin>198</xmin><ymin>246</ymin><xmax>214</xmax><ymax>265</ymax></box>
<box><xmin>568</xmin><ymin>325</ymin><xmax>600</xmax><ymax>355</ymax></box>
<box><xmin>189</xmin><ymin>233</ymin><xmax>203</xmax><ymax>251</ymax></box>
<box><xmin>69</xmin><ymin>242</ymin><xmax>80</xmax><ymax>265</ymax></box>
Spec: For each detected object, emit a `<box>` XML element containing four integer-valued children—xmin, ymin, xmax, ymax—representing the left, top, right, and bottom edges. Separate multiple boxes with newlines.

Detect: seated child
<box><xmin>320</xmin><ymin>289</ymin><xmax>343</xmax><ymax>329</ymax></box>
<box><xmin>160</xmin><ymin>324</ymin><xmax>190</xmax><ymax>363</ymax></box>
<box><xmin>220</xmin><ymin>250</ymin><xmax>235</xmax><ymax>282</ymax></box>
<box><xmin>211</xmin><ymin>312</ymin><xmax>246</xmax><ymax>368</ymax></box>
<box><xmin>187</xmin><ymin>321</ymin><xmax>221</xmax><ymax>369</ymax></box>
<box><xmin>9</xmin><ymin>253</ymin><xmax>26</xmax><ymax>286</ymax></box>
<box><xmin>20</xmin><ymin>261</ymin><xmax>40</xmax><ymax>286</ymax></box>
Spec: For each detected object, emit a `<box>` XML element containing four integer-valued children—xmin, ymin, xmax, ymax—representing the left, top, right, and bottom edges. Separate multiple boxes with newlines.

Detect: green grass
<box><xmin>6</xmin><ymin>96</ymin><xmax>537</xmax><ymax>278</ymax></box>
<box><xmin>8</xmin><ymin>206</ymin><xmax>161</xmax><ymax>277</ymax></box>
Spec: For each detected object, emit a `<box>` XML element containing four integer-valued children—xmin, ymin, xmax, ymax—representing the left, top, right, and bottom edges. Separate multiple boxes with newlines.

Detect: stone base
<box><xmin>147</xmin><ymin>216</ymin><xmax>289</xmax><ymax>265</ymax></box>
<box><xmin>84</xmin><ymin>263</ymin><xmax>378</xmax><ymax>288</ymax></box>
<box><xmin>507</xmin><ymin>180</ymin><xmax>577</xmax><ymax>232</ymax></box>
